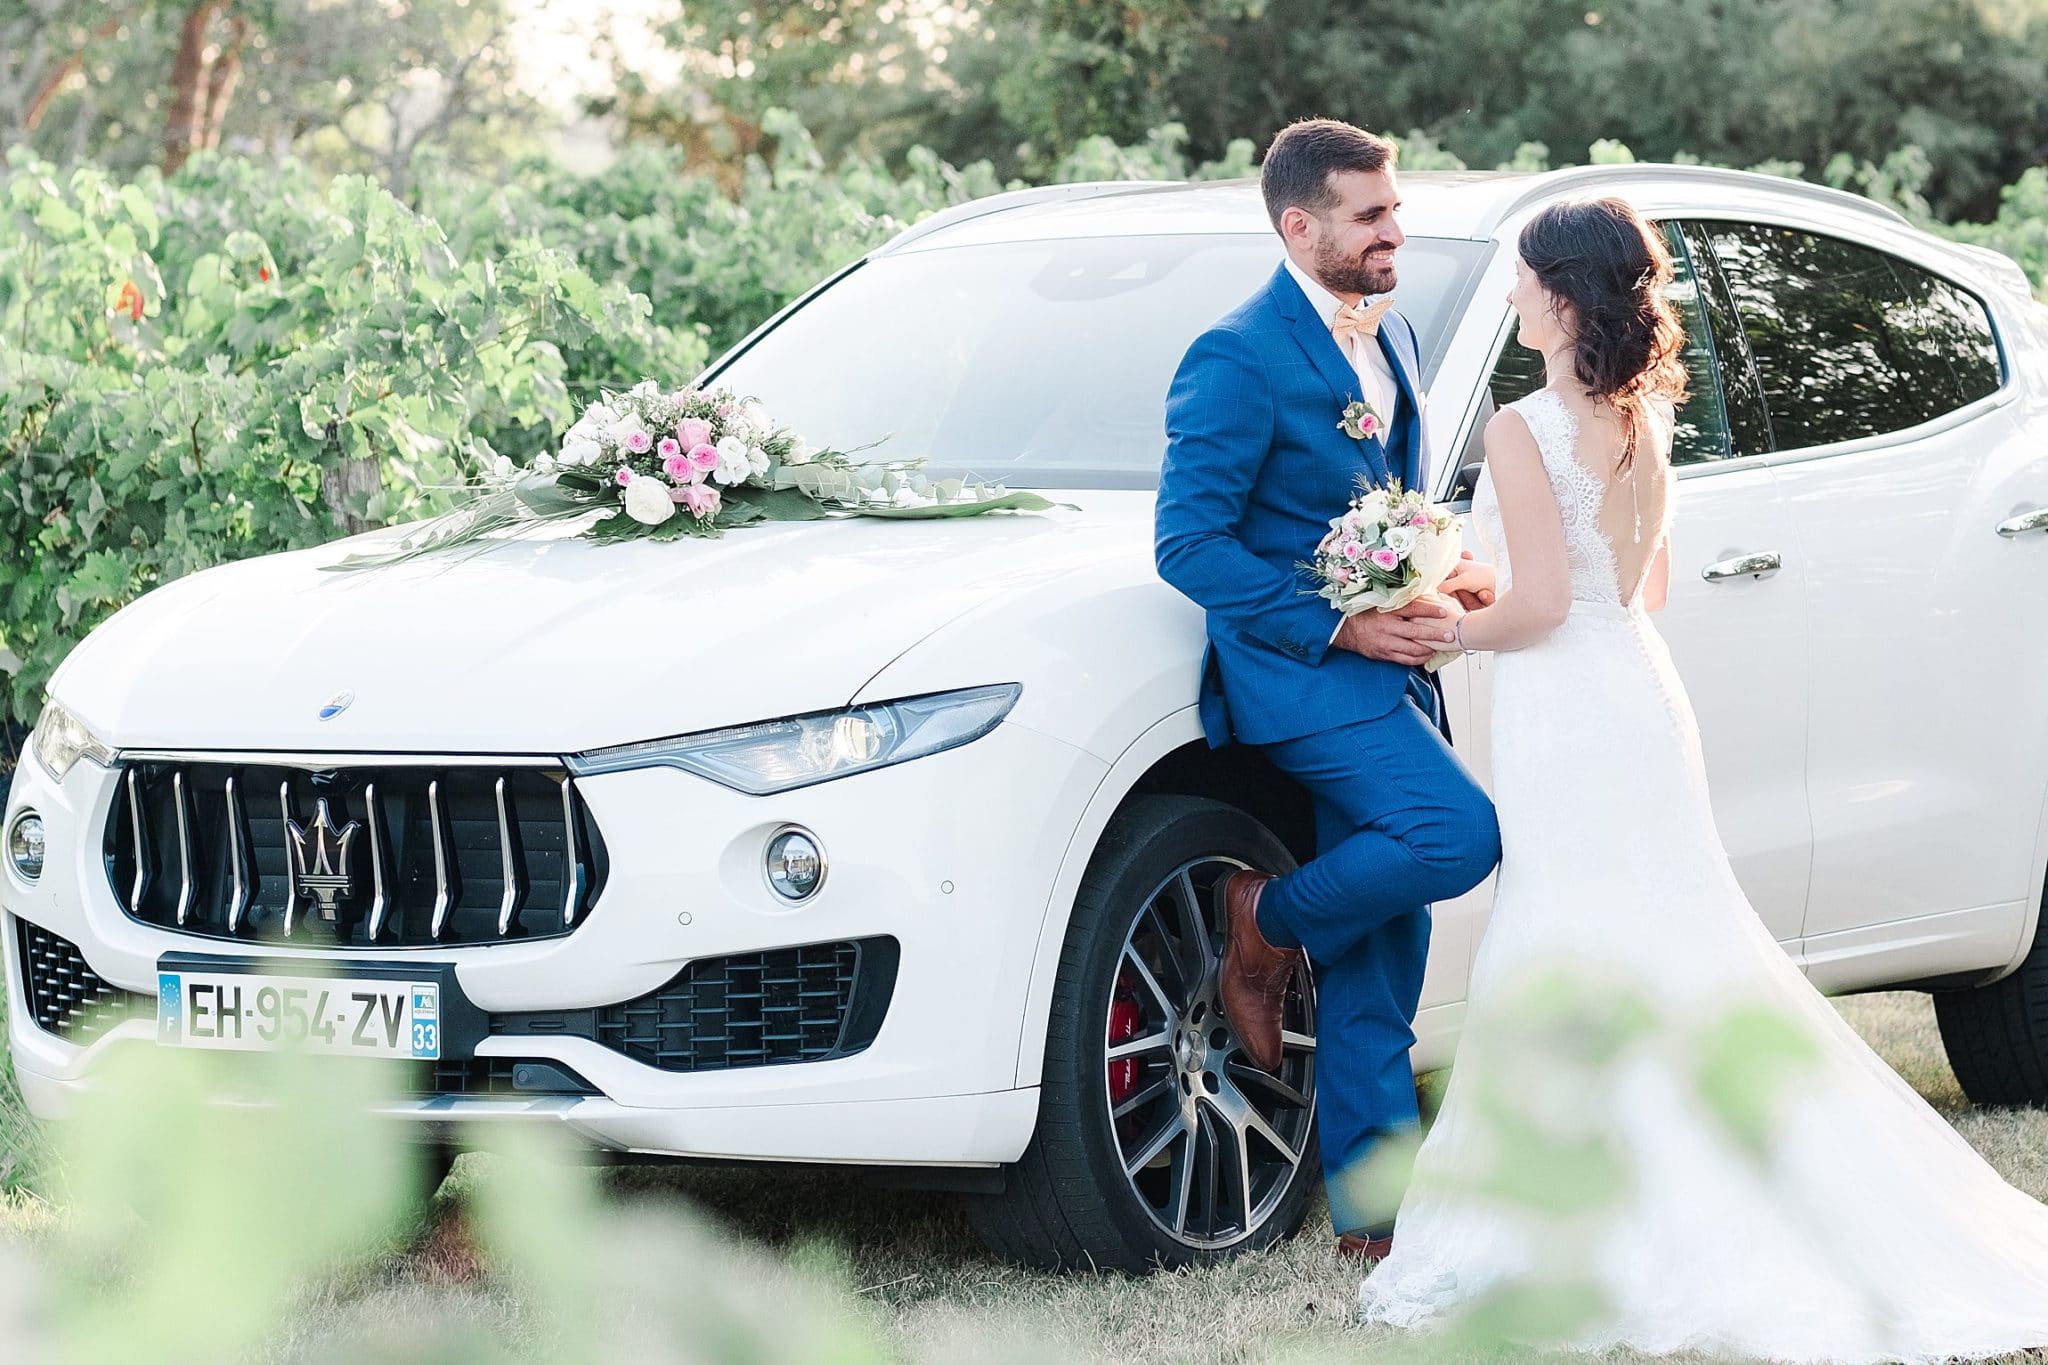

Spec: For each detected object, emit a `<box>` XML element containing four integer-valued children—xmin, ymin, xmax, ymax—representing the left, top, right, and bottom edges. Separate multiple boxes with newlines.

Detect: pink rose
<box><xmin>687</xmin><ymin>442</ymin><xmax>720</xmax><ymax>474</ymax></box>
<box><xmin>1342</xmin><ymin>541</ymin><xmax>1363</xmax><ymax>561</ymax></box>
<box><xmin>1333</xmin><ymin>567</ymin><xmax>1353</xmax><ymax>584</ymax></box>
<box><xmin>614</xmin><ymin>467</ymin><xmax>633</xmax><ymax>486</ymax></box>
<box><xmin>680</xmin><ymin>483</ymin><xmax>721</xmax><ymax>520</ymax></box>
<box><xmin>1369</xmin><ymin>548</ymin><xmax>1401</xmax><ymax>571</ymax></box>
<box><xmin>625</xmin><ymin>429</ymin><xmax>653</xmax><ymax>455</ymax></box>
<box><xmin>657</xmin><ymin>436</ymin><xmax>681</xmax><ymax>460</ymax></box>
<box><xmin>1409</xmin><ymin>514</ymin><xmax>1429</xmax><ymax>527</ymax></box>
<box><xmin>661</xmin><ymin>449</ymin><xmax>692</xmax><ymax>480</ymax></box>
<box><xmin>677</xmin><ymin>417</ymin><xmax>713</xmax><ymax>449</ymax></box>
<box><xmin>1359</xmin><ymin>414</ymin><xmax>1380</xmax><ymax>437</ymax></box>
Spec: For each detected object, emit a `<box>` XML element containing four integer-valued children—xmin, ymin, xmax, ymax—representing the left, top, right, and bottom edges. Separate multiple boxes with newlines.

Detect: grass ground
<box><xmin>2</xmin><ymin>990</ymin><xmax>2045</xmax><ymax>1363</ymax></box>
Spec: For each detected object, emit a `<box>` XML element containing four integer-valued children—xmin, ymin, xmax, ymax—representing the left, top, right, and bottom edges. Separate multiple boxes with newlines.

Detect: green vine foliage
<box><xmin>0</xmin><ymin>150</ymin><xmax>667</xmax><ymax>727</ymax></box>
<box><xmin>3</xmin><ymin>120</ymin><xmax>2046</xmax><ymax>734</ymax></box>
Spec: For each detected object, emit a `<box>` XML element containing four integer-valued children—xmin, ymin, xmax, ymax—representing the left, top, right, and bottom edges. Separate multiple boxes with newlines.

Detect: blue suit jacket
<box><xmin>1156</xmin><ymin>263</ymin><xmax>1433</xmax><ymax>748</ymax></box>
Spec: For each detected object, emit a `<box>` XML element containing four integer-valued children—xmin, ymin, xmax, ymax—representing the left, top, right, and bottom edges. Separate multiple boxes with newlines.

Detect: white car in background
<box><xmin>9</xmin><ymin>165</ymin><xmax>2048</xmax><ymax>1272</ymax></box>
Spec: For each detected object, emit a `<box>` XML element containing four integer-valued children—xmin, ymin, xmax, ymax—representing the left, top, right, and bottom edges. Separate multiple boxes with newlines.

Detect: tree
<box><xmin>596</xmin><ymin>0</ymin><xmax>965</xmax><ymax>174</ymax></box>
<box><xmin>0</xmin><ymin>2</ymin><xmax>157</xmax><ymax>160</ymax></box>
<box><xmin>746</xmin><ymin>0</ymin><xmax>2048</xmax><ymax>219</ymax></box>
<box><xmin>162</xmin><ymin>0</ymin><xmax>247</xmax><ymax>172</ymax></box>
<box><xmin>3</xmin><ymin>0</ymin><xmax>550</xmax><ymax>191</ymax></box>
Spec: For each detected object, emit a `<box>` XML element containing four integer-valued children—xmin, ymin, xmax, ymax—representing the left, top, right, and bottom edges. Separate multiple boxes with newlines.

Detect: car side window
<box><xmin>1688</xmin><ymin>221</ymin><xmax>2003</xmax><ymax>453</ymax></box>
<box><xmin>1678</xmin><ymin>223</ymin><xmax>1774</xmax><ymax>459</ymax></box>
<box><xmin>1453</xmin><ymin>222</ymin><xmax>1731</xmax><ymax>500</ymax></box>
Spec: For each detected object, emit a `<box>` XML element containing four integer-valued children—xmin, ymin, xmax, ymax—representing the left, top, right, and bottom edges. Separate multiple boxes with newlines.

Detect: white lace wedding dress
<box><xmin>1357</xmin><ymin>387</ymin><xmax>2048</xmax><ymax>1362</ymax></box>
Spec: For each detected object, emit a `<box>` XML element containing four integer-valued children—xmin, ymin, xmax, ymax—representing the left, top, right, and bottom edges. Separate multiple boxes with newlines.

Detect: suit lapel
<box><xmin>1268</xmin><ymin>266</ymin><xmax>1392</xmax><ymax>486</ymax></box>
<box><xmin>1376</xmin><ymin>323</ymin><xmax>1423</xmax><ymax>489</ymax></box>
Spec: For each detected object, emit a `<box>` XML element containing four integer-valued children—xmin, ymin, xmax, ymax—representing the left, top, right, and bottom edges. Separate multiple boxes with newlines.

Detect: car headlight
<box><xmin>570</xmin><ymin>684</ymin><xmax>1023</xmax><ymax>795</ymax></box>
<box><xmin>32</xmin><ymin>702</ymin><xmax>115</xmax><ymax>781</ymax></box>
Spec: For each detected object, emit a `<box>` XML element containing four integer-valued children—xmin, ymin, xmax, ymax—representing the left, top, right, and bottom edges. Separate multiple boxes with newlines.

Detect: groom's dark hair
<box><xmin>1260</xmin><ymin>120</ymin><xmax>1397</xmax><ymax>231</ymax></box>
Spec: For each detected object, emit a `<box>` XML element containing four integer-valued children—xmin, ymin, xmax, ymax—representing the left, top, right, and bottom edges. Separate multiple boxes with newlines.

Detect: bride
<box><xmin>1357</xmin><ymin>197</ymin><xmax>2048</xmax><ymax>1361</ymax></box>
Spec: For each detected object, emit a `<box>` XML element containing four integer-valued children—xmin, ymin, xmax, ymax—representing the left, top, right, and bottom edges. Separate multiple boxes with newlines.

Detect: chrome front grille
<box><xmin>105</xmin><ymin>762</ymin><xmax>607</xmax><ymax>948</ymax></box>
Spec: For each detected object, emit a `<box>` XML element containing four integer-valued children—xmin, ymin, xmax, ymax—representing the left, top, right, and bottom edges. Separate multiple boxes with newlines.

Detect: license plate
<box><xmin>156</xmin><ymin>969</ymin><xmax>441</xmax><ymax>1060</ymax></box>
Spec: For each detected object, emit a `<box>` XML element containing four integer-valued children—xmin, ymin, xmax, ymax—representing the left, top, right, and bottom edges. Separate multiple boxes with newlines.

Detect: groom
<box><xmin>1154</xmin><ymin>119</ymin><xmax>1501</xmax><ymax>1260</ymax></box>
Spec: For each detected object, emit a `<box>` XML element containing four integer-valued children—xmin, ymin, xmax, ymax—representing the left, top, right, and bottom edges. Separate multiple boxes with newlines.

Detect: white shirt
<box><xmin>1284</xmin><ymin>257</ymin><xmax>1401</xmax><ymax>431</ymax></box>
<box><xmin>1286</xmin><ymin>258</ymin><xmax>1408</xmax><ymax>650</ymax></box>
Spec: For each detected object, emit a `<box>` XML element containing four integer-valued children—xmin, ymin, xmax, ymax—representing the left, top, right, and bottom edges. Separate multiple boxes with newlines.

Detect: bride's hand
<box><xmin>1439</xmin><ymin>550</ymin><xmax>1497</xmax><ymax>611</ymax></box>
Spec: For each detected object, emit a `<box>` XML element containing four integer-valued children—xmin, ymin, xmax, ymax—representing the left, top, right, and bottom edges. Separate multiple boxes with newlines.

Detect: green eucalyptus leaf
<box><xmin>728</xmin><ymin>486</ymin><xmax>829</xmax><ymax>522</ymax></box>
<box><xmin>847</xmin><ymin>491</ymin><xmax>1069</xmax><ymax>519</ymax></box>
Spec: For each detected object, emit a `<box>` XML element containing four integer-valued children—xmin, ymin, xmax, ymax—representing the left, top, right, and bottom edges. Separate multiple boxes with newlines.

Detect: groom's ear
<box><xmin>1279</xmin><ymin>204</ymin><xmax>1317</xmax><ymax>251</ymax></box>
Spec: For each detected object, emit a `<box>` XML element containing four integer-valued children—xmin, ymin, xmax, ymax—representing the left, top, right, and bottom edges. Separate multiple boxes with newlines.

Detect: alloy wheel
<box><xmin>1102</xmin><ymin>856</ymin><xmax>1317</xmax><ymax>1249</ymax></box>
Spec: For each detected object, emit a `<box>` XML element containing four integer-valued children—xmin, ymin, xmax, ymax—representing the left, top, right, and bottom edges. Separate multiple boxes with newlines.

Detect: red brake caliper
<box><xmin>1107</xmin><ymin>971</ymin><xmax>1143</xmax><ymax>1106</ymax></box>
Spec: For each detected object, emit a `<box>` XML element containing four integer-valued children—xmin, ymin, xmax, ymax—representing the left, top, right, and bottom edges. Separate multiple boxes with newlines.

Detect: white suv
<box><xmin>9</xmin><ymin>165</ymin><xmax>2048</xmax><ymax>1272</ymax></box>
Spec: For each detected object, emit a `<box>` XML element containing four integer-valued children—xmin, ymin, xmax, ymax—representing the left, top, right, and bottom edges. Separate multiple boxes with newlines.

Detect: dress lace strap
<box><xmin>1504</xmin><ymin>388</ymin><xmax>1625</xmax><ymax>607</ymax></box>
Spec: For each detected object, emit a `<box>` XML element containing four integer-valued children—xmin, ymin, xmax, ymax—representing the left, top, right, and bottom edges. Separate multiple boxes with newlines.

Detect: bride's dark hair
<box><xmin>1517</xmin><ymin>197</ymin><xmax>1689</xmax><ymax>473</ymax></box>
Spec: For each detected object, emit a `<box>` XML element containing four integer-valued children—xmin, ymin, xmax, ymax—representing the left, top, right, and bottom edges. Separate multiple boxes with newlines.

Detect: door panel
<box><xmin>1691</xmin><ymin>219</ymin><xmax>2042</xmax><ymax>961</ymax></box>
<box><xmin>1657</xmin><ymin>463</ymin><xmax>1812</xmax><ymax>943</ymax></box>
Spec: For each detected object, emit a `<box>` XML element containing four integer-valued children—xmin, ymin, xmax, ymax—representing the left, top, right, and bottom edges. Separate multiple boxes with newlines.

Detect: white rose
<box><xmin>533</xmin><ymin>452</ymin><xmax>556</xmax><ymax>474</ymax></box>
<box><xmin>560</xmin><ymin>434</ymin><xmax>602</xmax><ymax>467</ymax></box>
<box><xmin>712</xmin><ymin>435</ymin><xmax>752</xmax><ymax>487</ymax></box>
<box><xmin>622</xmin><ymin>475</ymin><xmax>676</xmax><ymax>526</ymax></box>
<box><xmin>608</xmin><ymin>411</ymin><xmax>650</xmax><ymax>447</ymax></box>
<box><xmin>581</xmin><ymin>402</ymin><xmax>619</xmax><ymax>432</ymax></box>
<box><xmin>783</xmin><ymin>437</ymin><xmax>816</xmax><ymax>467</ymax></box>
<box><xmin>1356</xmin><ymin>489</ymin><xmax>1393</xmax><ymax>525</ymax></box>
<box><xmin>738</xmin><ymin>399</ymin><xmax>770</xmax><ymax>435</ymax></box>
<box><xmin>491</xmin><ymin>455</ymin><xmax>516</xmax><ymax>481</ymax></box>
<box><xmin>1383</xmin><ymin>525</ymin><xmax>1419</xmax><ymax>555</ymax></box>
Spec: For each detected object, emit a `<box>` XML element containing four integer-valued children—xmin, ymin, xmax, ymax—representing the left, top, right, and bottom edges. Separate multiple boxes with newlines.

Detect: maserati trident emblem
<box><xmin>318</xmin><ymin>689</ymin><xmax>354</xmax><ymax>721</ymax></box>
<box><xmin>285</xmin><ymin>797</ymin><xmax>362</xmax><ymax>922</ymax></box>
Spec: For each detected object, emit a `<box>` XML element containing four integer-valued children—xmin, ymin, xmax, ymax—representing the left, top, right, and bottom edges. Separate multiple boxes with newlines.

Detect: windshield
<box><xmin>710</xmin><ymin>233</ymin><xmax>1492</xmax><ymax>489</ymax></box>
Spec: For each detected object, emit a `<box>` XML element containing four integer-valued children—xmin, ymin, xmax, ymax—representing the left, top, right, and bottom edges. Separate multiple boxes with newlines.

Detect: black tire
<box><xmin>967</xmin><ymin>796</ymin><xmax>1320</xmax><ymax>1271</ymax></box>
<box><xmin>1933</xmin><ymin>900</ymin><xmax>2048</xmax><ymax>1106</ymax></box>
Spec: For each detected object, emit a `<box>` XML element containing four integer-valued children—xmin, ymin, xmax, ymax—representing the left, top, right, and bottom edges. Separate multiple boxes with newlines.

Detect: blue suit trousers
<box><xmin>1254</xmin><ymin>688</ymin><xmax>1500</xmax><ymax>1236</ymax></box>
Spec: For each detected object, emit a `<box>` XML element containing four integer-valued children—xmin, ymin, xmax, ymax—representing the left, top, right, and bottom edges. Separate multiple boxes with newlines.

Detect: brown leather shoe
<box><xmin>1215</xmin><ymin>869</ymin><xmax>1299</xmax><ymax>1072</ymax></box>
<box><xmin>1336</xmin><ymin>1232</ymin><xmax>1394</xmax><ymax>1264</ymax></box>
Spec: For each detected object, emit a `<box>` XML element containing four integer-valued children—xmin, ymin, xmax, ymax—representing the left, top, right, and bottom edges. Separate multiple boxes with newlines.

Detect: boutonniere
<box><xmin>1338</xmin><ymin>398</ymin><xmax>1383</xmax><ymax>442</ymax></box>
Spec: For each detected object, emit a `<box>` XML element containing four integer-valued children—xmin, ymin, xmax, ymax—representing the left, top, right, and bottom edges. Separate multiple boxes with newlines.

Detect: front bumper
<box><xmin>3</xmin><ymin>720</ymin><xmax>1106</xmax><ymax>1165</ymax></box>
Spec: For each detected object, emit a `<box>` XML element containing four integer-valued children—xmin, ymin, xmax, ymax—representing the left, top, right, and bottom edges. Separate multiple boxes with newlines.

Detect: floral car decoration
<box><xmin>331</xmin><ymin>380</ymin><xmax>1061</xmax><ymax>569</ymax></box>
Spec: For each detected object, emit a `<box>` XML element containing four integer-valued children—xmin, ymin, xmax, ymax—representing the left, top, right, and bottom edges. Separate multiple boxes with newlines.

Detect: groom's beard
<box><xmin>1314</xmin><ymin>240</ymin><xmax>1398</xmax><ymax>298</ymax></box>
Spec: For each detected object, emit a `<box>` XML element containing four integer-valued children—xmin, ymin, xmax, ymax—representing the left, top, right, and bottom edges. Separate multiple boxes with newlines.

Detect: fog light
<box><xmin>8</xmin><ymin>812</ymin><xmax>46</xmax><ymax>882</ymax></box>
<box><xmin>765</xmin><ymin>827</ymin><xmax>825</xmax><ymax>902</ymax></box>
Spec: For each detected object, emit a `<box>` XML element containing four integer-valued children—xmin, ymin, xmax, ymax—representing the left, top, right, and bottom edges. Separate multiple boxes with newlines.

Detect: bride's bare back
<box><xmin>1544</xmin><ymin>385</ymin><xmax>1675</xmax><ymax>607</ymax></box>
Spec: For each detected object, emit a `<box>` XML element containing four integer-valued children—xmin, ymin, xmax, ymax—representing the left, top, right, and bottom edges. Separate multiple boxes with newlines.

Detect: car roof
<box><xmin>878</xmin><ymin>165</ymin><xmax>1912</xmax><ymax>255</ymax></box>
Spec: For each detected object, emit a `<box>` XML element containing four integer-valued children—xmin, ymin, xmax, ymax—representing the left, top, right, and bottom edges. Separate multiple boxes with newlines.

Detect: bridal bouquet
<box><xmin>1303</xmin><ymin>479</ymin><xmax>1464</xmax><ymax>672</ymax></box>
<box><xmin>329</xmin><ymin>381</ymin><xmax>1060</xmax><ymax>570</ymax></box>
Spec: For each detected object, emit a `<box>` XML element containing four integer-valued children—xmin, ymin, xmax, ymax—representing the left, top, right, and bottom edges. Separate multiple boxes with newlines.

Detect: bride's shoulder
<box><xmin>1487</xmin><ymin>388</ymin><xmax>1568</xmax><ymax>454</ymax></box>
<box><xmin>1482</xmin><ymin>400</ymin><xmax>1544</xmax><ymax>465</ymax></box>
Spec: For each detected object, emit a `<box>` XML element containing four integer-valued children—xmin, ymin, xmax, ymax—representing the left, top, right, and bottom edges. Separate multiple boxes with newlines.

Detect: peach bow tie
<box><xmin>1331</xmin><ymin>296</ymin><xmax>1394</xmax><ymax>346</ymax></box>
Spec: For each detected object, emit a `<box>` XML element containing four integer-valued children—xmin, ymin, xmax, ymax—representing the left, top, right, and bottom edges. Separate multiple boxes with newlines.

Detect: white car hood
<box><xmin>53</xmin><ymin>497</ymin><xmax>1136</xmax><ymax>754</ymax></box>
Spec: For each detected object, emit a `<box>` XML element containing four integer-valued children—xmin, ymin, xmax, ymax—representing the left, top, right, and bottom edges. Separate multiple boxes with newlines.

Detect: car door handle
<box><xmin>1996</xmin><ymin>508</ymin><xmax>2048</xmax><ymax>538</ymax></box>
<box><xmin>1701</xmin><ymin>551</ymin><xmax>1782</xmax><ymax>582</ymax></box>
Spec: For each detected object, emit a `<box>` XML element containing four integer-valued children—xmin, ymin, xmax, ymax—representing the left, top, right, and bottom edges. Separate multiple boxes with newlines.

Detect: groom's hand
<box><xmin>1440</xmin><ymin>551</ymin><xmax>1497</xmax><ymax>612</ymax></box>
<box><xmin>1334</xmin><ymin>598</ymin><xmax>1461</xmax><ymax>667</ymax></box>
